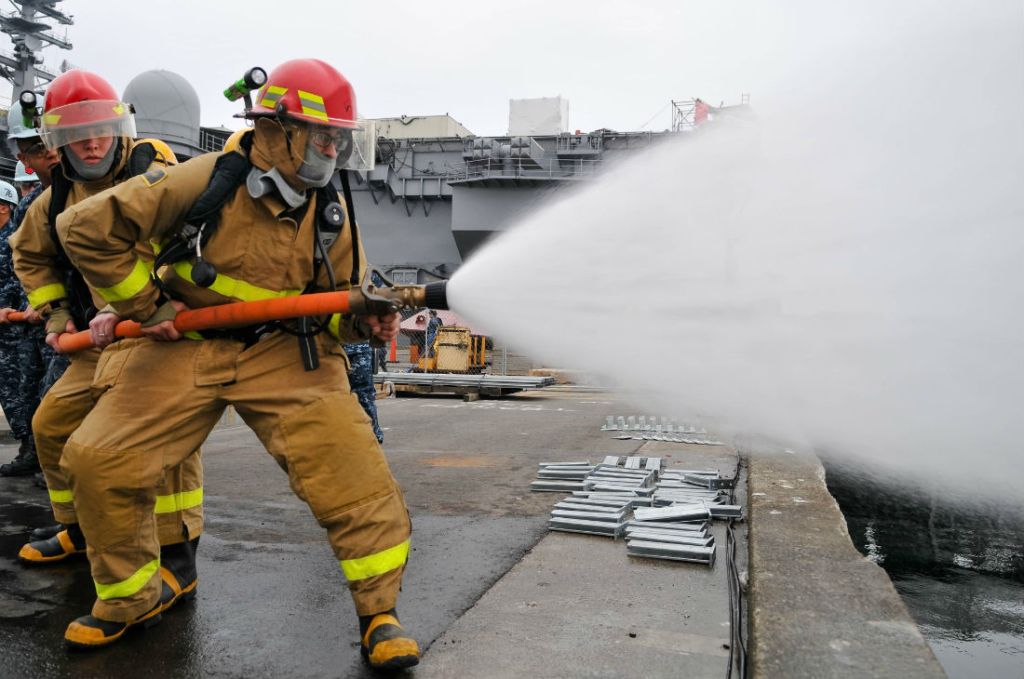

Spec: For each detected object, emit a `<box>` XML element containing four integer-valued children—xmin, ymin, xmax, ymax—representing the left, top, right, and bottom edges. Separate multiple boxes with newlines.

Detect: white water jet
<box><xmin>446</xmin><ymin>0</ymin><xmax>1024</xmax><ymax>497</ymax></box>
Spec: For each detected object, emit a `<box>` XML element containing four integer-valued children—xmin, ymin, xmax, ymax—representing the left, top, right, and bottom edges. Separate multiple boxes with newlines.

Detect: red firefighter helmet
<box><xmin>40</xmin><ymin>69</ymin><xmax>136</xmax><ymax>150</ymax></box>
<box><xmin>248</xmin><ymin>59</ymin><xmax>358</xmax><ymax>129</ymax></box>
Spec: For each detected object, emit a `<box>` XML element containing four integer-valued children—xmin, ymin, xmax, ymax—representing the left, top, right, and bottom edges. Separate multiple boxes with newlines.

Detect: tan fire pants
<box><xmin>34</xmin><ymin>348</ymin><xmax>203</xmax><ymax>545</ymax></box>
<box><xmin>63</xmin><ymin>331</ymin><xmax>410</xmax><ymax>623</ymax></box>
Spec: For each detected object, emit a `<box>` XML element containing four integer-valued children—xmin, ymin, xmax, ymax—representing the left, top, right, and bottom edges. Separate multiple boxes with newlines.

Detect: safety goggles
<box><xmin>308</xmin><ymin>127</ymin><xmax>353</xmax><ymax>155</ymax></box>
<box><xmin>284</xmin><ymin>118</ymin><xmax>376</xmax><ymax>171</ymax></box>
<box><xmin>40</xmin><ymin>100</ymin><xmax>136</xmax><ymax>150</ymax></box>
<box><xmin>18</xmin><ymin>140</ymin><xmax>49</xmax><ymax>158</ymax></box>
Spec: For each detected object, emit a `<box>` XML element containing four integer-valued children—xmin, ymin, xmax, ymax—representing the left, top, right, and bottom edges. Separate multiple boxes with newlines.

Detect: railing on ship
<box><xmin>445</xmin><ymin>157</ymin><xmax>602</xmax><ymax>183</ymax></box>
<box><xmin>199</xmin><ymin>128</ymin><xmax>227</xmax><ymax>153</ymax></box>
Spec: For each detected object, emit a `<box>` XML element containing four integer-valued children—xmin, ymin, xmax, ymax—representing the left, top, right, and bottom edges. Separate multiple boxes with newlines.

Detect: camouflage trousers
<box><xmin>0</xmin><ymin>324</ymin><xmax>54</xmax><ymax>447</ymax></box>
<box><xmin>344</xmin><ymin>341</ymin><xmax>382</xmax><ymax>443</ymax></box>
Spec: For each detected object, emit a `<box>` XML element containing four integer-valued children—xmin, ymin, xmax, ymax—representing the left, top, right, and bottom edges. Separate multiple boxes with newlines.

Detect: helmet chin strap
<box><xmin>64</xmin><ymin>141</ymin><xmax>118</xmax><ymax>181</ymax></box>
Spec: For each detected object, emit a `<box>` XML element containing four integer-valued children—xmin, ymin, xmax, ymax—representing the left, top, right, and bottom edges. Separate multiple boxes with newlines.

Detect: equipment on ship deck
<box><xmin>416</xmin><ymin>326</ymin><xmax>486</xmax><ymax>373</ymax></box>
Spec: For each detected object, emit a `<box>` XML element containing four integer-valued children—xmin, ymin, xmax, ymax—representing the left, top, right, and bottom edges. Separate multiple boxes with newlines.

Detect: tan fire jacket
<box><xmin>11</xmin><ymin>138</ymin><xmax>170</xmax><ymax>317</ymax></box>
<box><xmin>56</xmin><ymin>147</ymin><xmax>368</xmax><ymax>344</ymax></box>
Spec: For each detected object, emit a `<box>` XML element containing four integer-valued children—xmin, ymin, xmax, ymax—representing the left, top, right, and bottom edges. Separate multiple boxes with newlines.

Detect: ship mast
<box><xmin>0</xmin><ymin>0</ymin><xmax>73</xmax><ymax>98</ymax></box>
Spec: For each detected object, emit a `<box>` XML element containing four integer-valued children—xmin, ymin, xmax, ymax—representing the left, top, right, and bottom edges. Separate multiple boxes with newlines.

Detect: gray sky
<box><xmin>4</xmin><ymin>0</ymin><xmax>760</xmax><ymax>135</ymax></box>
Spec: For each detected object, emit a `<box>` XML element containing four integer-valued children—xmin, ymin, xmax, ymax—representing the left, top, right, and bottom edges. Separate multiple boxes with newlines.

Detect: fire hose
<box><xmin>6</xmin><ymin>279</ymin><xmax>448</xmax><ymax>354</ymax></box>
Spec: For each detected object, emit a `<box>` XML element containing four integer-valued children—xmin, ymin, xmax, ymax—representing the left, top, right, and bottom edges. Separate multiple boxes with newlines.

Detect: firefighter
<box><xmin>10</xmin><ymin>70</ymin><xmax>204</xmax><ymax>638</ymax></box>
<box><xmin>54</xmin><ymin>59</ymin><xmax>418</xmax><ymax>669</ymax></box>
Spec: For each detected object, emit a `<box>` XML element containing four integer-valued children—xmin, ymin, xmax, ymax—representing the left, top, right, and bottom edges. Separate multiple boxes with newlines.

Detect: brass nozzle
<box><xmin>347</xmin><ymin>281</ymin><xmax>448</xmax><ymax>316</ymax></box>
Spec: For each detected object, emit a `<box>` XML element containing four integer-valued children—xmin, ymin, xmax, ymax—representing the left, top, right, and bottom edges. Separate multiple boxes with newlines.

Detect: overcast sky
<box><xmin>3</xmin><ymin>0</ymin><xmax>765</xmax><ymax>135</ymax></box>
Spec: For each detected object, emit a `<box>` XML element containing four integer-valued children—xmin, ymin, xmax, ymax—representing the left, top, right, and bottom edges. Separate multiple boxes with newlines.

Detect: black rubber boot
<box><xmin>65</xmin><ymin>605</ymin><xmax>163</xmax><ymax>649</ymax></box>
<box><xmin>18</xmin><ymin>522</ymin><xmax>86</xmax><ymax>563</ymax></box>
<box><xmin>33</xmin><ymin>472</ymin><xmax>47</xmax><ymax>489</ymax></box>
<box><xmin>0</xmin><ymin>444</ymin><xmax>40</xmax><ymax>477</ymax></box>
<box><xmin>157</xmin><ymin>534</ymin><xmax>199</xmax><ymax>613</ymax></box>
<box><xmin>359</xmin><ymin>609</ymin><xmax>420</xmax><ymax>671</ymax></box>
<box><xmin>29</xmin><ymin>523</ymin><xmax>64</xmax><ymax>541</ymax></box>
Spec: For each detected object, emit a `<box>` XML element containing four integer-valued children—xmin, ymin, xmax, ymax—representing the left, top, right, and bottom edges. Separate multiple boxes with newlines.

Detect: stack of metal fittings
<box><xmin>653</xmin><ymin>469</ymin><xmax>742</xmax><ymax>519</ymax></box>
<box><xmin>533</xmin><ymin>455</ymin><xmax>741</xmax><ymax>568</ymax></box>
<box><xmin>548</xmin><ymin>496</ymin><xmax>631</xmax><ymax>537</ymax></box>
<box><xmin>538</xmin><ymin>456</ymin><xmax>661</xmax><ymax>537</ymax></box>
<box><xmin>530</xmin><ymin>461</ymin><xmax>593</xmax><ymax>493</ymax></box>
<box><xmin>600</xmin><ymin>415</ymin><xmax>724</xmax><ymax>446</ymax></box>
<box><xmin>623</xmin><ymin>466</ymin><xmax>743</xmax><ymax>565</ymax></box>
<box><xmin>626</xmin><ymin>505</ymin><xmax>717</xmax><ymax>565</ymax></box>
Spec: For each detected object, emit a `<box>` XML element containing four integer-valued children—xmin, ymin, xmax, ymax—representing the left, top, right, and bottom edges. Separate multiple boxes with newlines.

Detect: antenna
<box><xmin>0</xmin><ymin>1</ymin><xmax>74</xmax><ymax>93</ymax></box>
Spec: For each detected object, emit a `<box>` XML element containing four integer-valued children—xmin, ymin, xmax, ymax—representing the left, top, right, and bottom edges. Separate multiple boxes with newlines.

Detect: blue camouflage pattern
<box><xmin>0</xmin><ymin>183</ymin><xmax>58</xmax><ymax>448</ymax></box>
<box><xmin>0</xmin><ymin>184</ymin><xmax>43</xmax><ymax>310</ymax></box>
<box><xmin>344</xmin><ymin>341</ymin><xmax>382</xmax><ymax>443</ymax></box>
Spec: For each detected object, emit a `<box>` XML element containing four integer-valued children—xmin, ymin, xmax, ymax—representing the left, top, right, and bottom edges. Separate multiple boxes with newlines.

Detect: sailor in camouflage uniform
<box><xmin>0</xmin><ymin>97</ymin><xmax>63</xmax><ymax>478</ymax></box>
<box><xmin>13</xmin><ymin>183</ymin><xmax>71</xmax><ymax>408</ymax></box>
<box><xmin>344</xmin><ymin>341</ymin><xmax>383</xmax><ymax>443</ymax></box>
<box><xmin>0</xmin><ymin>180</ymin><xmax>45</xmax><ymax>476</ymax></box>
<box><xmin>344</xmin><ymin>269</ymin><xmax>386</xmax><ymax>443</ymax></box>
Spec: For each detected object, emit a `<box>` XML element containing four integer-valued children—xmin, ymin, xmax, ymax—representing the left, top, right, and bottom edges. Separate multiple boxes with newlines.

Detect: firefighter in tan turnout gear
<box><xmin>10</xmin><ymin>69</ymin><xmax>204</xmax><ymax>644</ymax></box>
<box><xmin>54</xmin><ymin>58</ymin><xmax>419</xmax><ymax>669</ymax></box>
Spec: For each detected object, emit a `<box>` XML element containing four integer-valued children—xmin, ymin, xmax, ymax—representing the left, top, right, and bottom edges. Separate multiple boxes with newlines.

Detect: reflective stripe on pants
<box><xmin>64</xmin><ymin>331</ymin><xmax>409</xmax><ymax>622</ymax></box>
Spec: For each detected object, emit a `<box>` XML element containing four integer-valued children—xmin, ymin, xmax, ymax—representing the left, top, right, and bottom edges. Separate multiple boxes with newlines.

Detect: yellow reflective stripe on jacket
<box><xmin>94</xmin><ymin>558</ymin><xmax>160</xmax><ymax>600</ymax></box>
<box><xmin>154</xmin><ymin>488</ymin><xmax>203</xmax><ymax>514</ymax></box>
<box><xmin>339</xmin><ymin>539</ymin><xmax>410</xmax><ymax>581</ymax></box>
<box><xmin>96</xmin><ymin>258</ymin><xmax>153</xmax><ymax>303</ymax></box>
<box><xmin>172</xmin><ymin>261</ymin><xmax>303</xmax><ymax>302</ymax></box>
<box><xmin>327</xmin><ymin>313</ymin><xmax>342</xmax><ymax>339</ymax></box>
<box><xmin>48</xmin><ymin>488</ymin><xmax>73</xmax><ymax>504</ymax></box>
<box><xmin>27</xmin><ymin>282</ymin><xmax>68</xmax><ymax>308</ymax></box>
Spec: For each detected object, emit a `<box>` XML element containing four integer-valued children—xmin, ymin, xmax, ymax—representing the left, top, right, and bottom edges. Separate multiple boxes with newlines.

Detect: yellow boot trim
<box><xmin>339</xmin><ymin>539</ymin><xmax>410</xmax><ymax>581</ymax></box>
<box><xmin>158</xmin><ymin>566</ymin><xmax>198</xmax><ymax>613</ymax></box>
<box><xmin>94</xmin><ymin>559</ymin><xmax>160</xmax><ymax>600</ymax></box>
<box><xmin>64</xmin><ymin>619</ymin><xmax>127</xmax><ymax>647</ymax></box>
<box><xmin>362</xmin><ymin>614</ymin><xmax>420</xmax><ymax>669</ymax></box>
<box><xmin>64</xmin><ymin>606</ymin><xmax>163</xmax><ymax>648</ymax></box>
<box><xmin>154</xmin><ymin>487</ymin><xmax>204</xmax><ymax>514</ymax></box>
<box><xmin>17</xmin><ymin>530</ymin><xmax>81</xmax><ymax>564</ymax></box>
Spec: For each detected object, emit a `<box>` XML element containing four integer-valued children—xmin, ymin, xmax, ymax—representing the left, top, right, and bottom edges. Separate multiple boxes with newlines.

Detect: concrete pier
<box><xmin>747</xmin><ymin>453</ymin><xmax>945</xmax><ymax>678</ymax></box>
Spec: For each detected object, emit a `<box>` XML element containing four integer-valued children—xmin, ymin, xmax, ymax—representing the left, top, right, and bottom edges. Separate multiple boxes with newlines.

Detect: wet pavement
<box><xmin>0</xmin><ymin>389</ymin><xmax>649</xmax><ymax>678</ymax></box>
<box><xmin>417</xmin><ymin>438</ymin><xmax>744</xmax><ymax>679</ymax></box>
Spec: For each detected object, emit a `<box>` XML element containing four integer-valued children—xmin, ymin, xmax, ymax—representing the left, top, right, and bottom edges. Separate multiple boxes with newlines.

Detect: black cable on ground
<box><xmin>726</xmin><ymin>457</ymin><xmax>748</xmax><ymax>678</ymax></box>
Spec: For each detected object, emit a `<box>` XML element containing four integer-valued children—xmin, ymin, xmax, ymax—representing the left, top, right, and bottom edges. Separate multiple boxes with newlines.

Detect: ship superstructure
<box><xmin>0</xmin><ymin>4</ymin><xmax>748</xmax><ymax>281</ymax></box>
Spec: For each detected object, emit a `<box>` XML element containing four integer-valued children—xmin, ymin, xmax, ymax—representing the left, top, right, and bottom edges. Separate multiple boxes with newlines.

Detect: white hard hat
<box><xmin>0</xmin><ymin>180</ymin><xmax>19</xmax><ymax>207</ymax></box>
<box><xmin>6</xmin><ymin>93</ymin><xmax>45</xmax><ymax>155</ymax></box>
<box><xmin>14</xmin><ymin>160</ymin><xmax>36</xmax><ymax>183</ymax></box>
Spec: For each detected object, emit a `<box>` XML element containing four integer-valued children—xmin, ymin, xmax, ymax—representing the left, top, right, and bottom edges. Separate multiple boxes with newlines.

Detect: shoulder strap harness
<box><xmin>152</xmin><ymin>131</ymin><xmax>363</xmax><ymax>370</ymax></box>
<box><xmin>49</xmin><ymin>140</ymin><xmax>158</xmax><ymax>327</ymax></box>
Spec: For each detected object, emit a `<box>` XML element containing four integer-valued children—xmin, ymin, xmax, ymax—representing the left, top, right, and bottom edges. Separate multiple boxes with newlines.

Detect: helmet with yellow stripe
<box><xmin>39</xmin><ymin>69</ymin><xmax>136</xmax><ymax>151</ymax></box>
<box><xmin>247</xmin><ymin>59</ymin><xmax>357</xmax><ymax>129</ymax></box>
<box><xmin>242</xmin><ymin>59</ymin><xmax>375</xmax><ymax>172</ymax></box>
